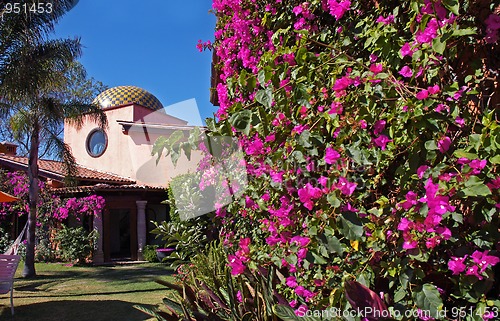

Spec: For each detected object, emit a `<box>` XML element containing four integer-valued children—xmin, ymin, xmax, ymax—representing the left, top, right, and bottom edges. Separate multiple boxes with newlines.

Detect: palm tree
<box><xmin>0</xmin><ymin>0</ymin><xmax>107</xmax><ymax>277</ymax></box>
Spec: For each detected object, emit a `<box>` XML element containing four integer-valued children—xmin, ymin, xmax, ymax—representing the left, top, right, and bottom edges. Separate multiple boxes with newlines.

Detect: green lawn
<box><xmin>0</xmin><ymin>262</ymin><xmax>174</xmax><ymax>321</ymax></box>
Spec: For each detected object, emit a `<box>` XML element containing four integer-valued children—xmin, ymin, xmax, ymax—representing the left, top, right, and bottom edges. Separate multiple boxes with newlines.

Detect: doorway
<box><xmin>109</xmin><ymin>208</ymin><xmax>131</xmax><ymax>259</ymax></box>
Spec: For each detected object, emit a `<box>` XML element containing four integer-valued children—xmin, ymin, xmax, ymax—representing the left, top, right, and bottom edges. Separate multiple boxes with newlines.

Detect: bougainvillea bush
<box><xmin>157</xmin><ymin>0</ymin><xmax>500</xmax><ymax>320</ymax></box>
<box><xmin>0</xmin><ymin>170</ymin><xmax>105</xmax><ymax>262</ymax></box>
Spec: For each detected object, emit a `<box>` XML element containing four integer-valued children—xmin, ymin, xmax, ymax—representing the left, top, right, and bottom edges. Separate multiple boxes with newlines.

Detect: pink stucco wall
<box><xmin>64</xmin><ymin>104</ymin><xmax>202</xmax><ymax>187</ymax></box>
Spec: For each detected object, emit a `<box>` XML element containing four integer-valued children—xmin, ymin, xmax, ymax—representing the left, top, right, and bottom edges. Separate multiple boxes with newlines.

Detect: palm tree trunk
<box><xmin>22</xmin><ymin>123</ymin><xmax>40</xmax><ymax>278</ymax></box>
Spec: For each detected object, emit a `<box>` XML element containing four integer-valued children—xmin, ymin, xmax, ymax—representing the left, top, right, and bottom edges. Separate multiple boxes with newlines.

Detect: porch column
<box><xmin>136</xmin><ymin>200</ymin><xmax>148</xmax><ymax>261</ymax></box>
<box><xmin>93</xmin><ymin>209</ymin><xmax>104</xmax><ymax>264</ymax></box>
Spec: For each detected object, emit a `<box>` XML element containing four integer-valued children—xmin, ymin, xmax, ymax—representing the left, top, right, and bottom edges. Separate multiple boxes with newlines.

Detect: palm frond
<box><xmin>63</xmin><ymin>101</ymin><xmax>108</xmax><ymax>130</ymax></box>
<box><xmin>45</xmin><ymin>128</ymin><xmax>78</xmax><ymax>185</ymax></box>
<box><xmin>0</xmin><ymin>37</ymin><xmax>82</xmax><ymax>102</ymax></box>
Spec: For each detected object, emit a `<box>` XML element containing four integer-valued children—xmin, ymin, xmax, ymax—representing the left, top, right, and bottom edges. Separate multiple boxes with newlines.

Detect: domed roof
<box><xmin>94</xmin><ymin>86</ymin><xmax>163</xmax><ymax>111</ymax></box>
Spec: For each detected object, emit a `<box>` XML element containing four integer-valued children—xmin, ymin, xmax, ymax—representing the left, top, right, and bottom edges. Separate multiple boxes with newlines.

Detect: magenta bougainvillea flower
<box><xmin>428</xmin><ymin>84</ymin><xmax>440</xmax><ymax>94</ymax></box>
<box><xmin>228</xmin><ymin>255</ymin><xmax>246</xmax><ymax>275</ymax></box>
<box><xmin>286</xmin><ymin>276</ymin><xmax>298</xmax><ymax>288</ymax></box>
<box><xmin>373</xmin><ymin>120</ymin><xmax>386</xmax><ymax>136</ymax></box>
<box><xmin>335</xmin><ymin>177</ymin><xmax>357</xmax><ymax>195</ymax></box>
<box><xmin>372</xmin><ymin>135</ymin><xmax>392</xmax><ymax>150</ymax></box>
<box><xmin>325</xmin><ymin>0</ymin><xmax>351</xmax><ymax>20</ymax></box>
<box><xmin>465</xmin><ymin>265</ymin><xmax>483</xmax><ymax>280</ymax></box>
<box><xmin>416</xmin><ymin>89</ymin><xmax>429</xmax><ymax>100</ymax></box>
<box><xmin>399</xmin><ymin>65</ymin><xmax>413</xmax><ymax>78</ymax></box>
<box><xmin>417</xmin><ymin>165</ymin><xmax>429</xmax><ymax>179</ymax></box>
<box><xmin>291</xmin><ymin>235</ymin><xmax>311</xmax><ymax>247</ymax></box>
<box><xmin>324</xmin><ymin>147</ymin><xmax>341</xmax><ymax>164</ymax></box>
<box><xmin>298</xmin><ymin>183</ymin><xmax>323</xmax><ymax>210</ymax></box>
<box><xmin>208</xmin><ymin>0</ymin><xmax>499</xmax><ymax>312</ymax></box>
<box><xmin>448</xmin><ymin>256</ymin><xmax>468</xmax><ymax>275</ymax></box>
<box><xmin>485</xmin><ymin>14</ymin><xmax>500</xmax><ymax>43</ymax></box>
<box><xmin>400</xmin><ymin>42</ymin><xmax>414</xmax><ymax>57</ymax></box>
<box><xmin>438</xmin><ymin>136</ymin><xmax>452</xmax><ymax>153</ymax></box>
<box><xmin>369</xmin><ymin>63</ymin><xmax>383</xmax><ymax>74</ymax></box>
<box><xmin>376</xmin><ymin>15</ymin><xmax>394</xmax><ymax>25</ymax></box>
<box><xmin>471</xmin><ymin>250</ymin><xmax>500</xmax><ymax>272</ymax></box>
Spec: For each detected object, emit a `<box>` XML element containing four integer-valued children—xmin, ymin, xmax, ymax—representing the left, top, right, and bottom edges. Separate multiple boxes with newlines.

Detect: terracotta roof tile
<box><xmin>52</xmin><ymin>184</ymin><xmax>165</xmax><ymax>194</ymax></box>
<box><xmin>0</xmin><ymin>154</ymin><xmax>135</xmax><ymax>184</ymax></box>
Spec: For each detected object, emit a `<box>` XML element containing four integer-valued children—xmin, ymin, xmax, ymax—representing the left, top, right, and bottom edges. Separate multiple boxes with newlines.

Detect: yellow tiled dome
<box><xmin>94</xmin><ymin>86</ymin><xmax>163</xmax><ymax>111</ymax></box>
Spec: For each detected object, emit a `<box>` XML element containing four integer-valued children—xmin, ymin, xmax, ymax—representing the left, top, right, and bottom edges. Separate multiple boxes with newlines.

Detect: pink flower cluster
<box><xmin>286</xmin><ymin>276</ymin><xmax>315</xmax><ymax>301</ymax></box>
<box><xmin>448</xmin><ymin>251</ymin><xmax>499</xmax><ymax>280</ymax></box>
<box><xmin>298</xmin><ymin>183</ymin><xmax>323</xmax><ymax>210</ymax></box>
<box><xmin>228</xmin><ymin>237</ymin><xmax>251</xmax><ymax>275</ymax></box>
<box><xmin>324</xmin><ymin>0</ymin><xmax>351</xmax><ymax>20</ymax></box>
<box><xmin>397</xmin><ymin>179</ymin><xmax>455</xmax><ymax>250</ymax></box>
<box><xmin>458</xmin><ymin>157</ymin><xmax>487</xmax><ymax>175</ymax></box>
<box><xmin>267</xmin><ymin>195</ymin><xmax>295</xmax><ymax>229</ymax></box>
<box><xmin>484</xmin><ymin>14</ymin><xmax>500</xmax><ymax>43</ymax></box>
<box><xmin>196</xmin><ymin>39</ymin><xmax>212</xmax><ymax>52</ymax></box>
<box><xmin>371</xmin><ymin>119</ymin><xmax>392</xmax><ymax>150</ymax></box>
<box><xmin>292</xmin><ymin>2</ymin><xmax>316</xmax><ymax>31</ymax></box>
<box><xmin>54</xmin><ymin>195</ymin><xmax>106</xmax><ymax>221</ymax></box>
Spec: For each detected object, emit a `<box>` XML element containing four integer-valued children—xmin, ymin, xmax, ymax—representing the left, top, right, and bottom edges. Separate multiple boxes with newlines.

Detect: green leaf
<box><xmin>452</xmin><ymin>212</ymin><xmax>463</xmax><ymax>223</ymax></box>
<box><xmin>327</xmin><ymin>193</ymin><xmax>341</xmax><ymax>208</ymax></box>
<box><xmin>133</xmin><ymin>305</ymin><xmax>168</xmax><ymax>321</ymax></box>
<box><xmin>229</xmin><ymin>109</ymin><xmax>252</xmax><ymax>135</ymax></box>
<box><xmin>298</xmin><ymin>130</ymin><xmax>311</xmax><ymax>148</ymax></box>
<box><xmin>273</xmin><ymin>304</ymin><xmax>321</xmax><ymax>321</ymax></box>
<box><xmin>462</xmin><ymin>184</ymin><xmax>492</xmax><ymax>197</ymax></box>
<box><xmin>255</xmin><ymin>88</ymin><xmax>273</xmax><ymax>109</ymax></box>
<box><xmin>442</xmin><ymin>0</ymin><xmax>459</xmax><ymax>15</ymax></box>
<box><xmin>347</xmin><ymin>146</ymin><xmax>372</xmax><ymax>165</ymax></box>
<box><xmin>295</xmin><ymin>47</ymin><xmax>308</xmax><ymax>65</ymax></box>
<box><xmin>326</xmin><ymin>235</ymin><xmax>344</xmax><ymax>255</ymax></box>
<box><xmin>452</xmin><ymin>27</ymin><xmax>476</xmax><ymax>37</ymax></box>
<box><xmin>465</xmin><ymin>176</ymin><xmax>484</xmax><ymax>187</ymax></box>
<box><xmin>490</xmin><ymin>155</ymin><xmax>500</xmax><ymax>164</ymax></box>
<box><xmin>394</xmin><ymin>287</ymin><xmax>406</xmax><ymax>303</ymax></box>
<box><xmin>167</xmin><ymin>130</ymin><xmax>185</xmax><ymax>146</ymax></box>
<box><xmin>180</xmin><ymin>142</ymin><xmax>192</xmax><ymax>161</ymax></box>
<box><xmin>414</xmin><ymin>284</ymin><xmax>443</xmax><ymax>318</ymax></box>
<box><xmin>257</xmin><ymin>68</ymin><xmax>272</xmax><ymax>85</ymax></box>
<box><xmin>424</xmin><ymin>140</ymin><xmax>438</xmax><ymax>150</ymax></box>
<box><xmin>453</xmin><ymin>149</ymin><xmax>478</xmax><ymax>159</ymax></box>
<box><xmin>340</xmin><ymin>212</ymin><xmax>364</xmax><ymax>241</ymax></box>
<box><xmin>292</xmin><ymin>150</ymin><xmax>306</xmax><ymax>163</ymax></box>
<box><xmin>311</xmin><ymin>251</ymin><xmax>328</xmax><ymax>264</ymax></box>
<box><xmin>432</xmin><ymin>37</ymin><xmax>446</xmax><ymax>55</ymax></box>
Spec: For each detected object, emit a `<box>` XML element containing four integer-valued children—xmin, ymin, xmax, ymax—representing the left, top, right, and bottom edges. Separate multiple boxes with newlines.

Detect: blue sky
<box><xmin>53</xmin><ymin>0</ymin><xmax>217</xmax><ymax>125</ymax></box>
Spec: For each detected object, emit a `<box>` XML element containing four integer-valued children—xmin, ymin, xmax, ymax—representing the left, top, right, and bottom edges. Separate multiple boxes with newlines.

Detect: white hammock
<box><xmin>3</xmin><ymin>221</ymin><xmax>28</xmax><ymax>256</ymax></box>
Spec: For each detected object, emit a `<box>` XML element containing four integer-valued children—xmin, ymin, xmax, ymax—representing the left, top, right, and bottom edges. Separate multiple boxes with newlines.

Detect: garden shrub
<box><xmin>0</xmin><ymin>226</ymin><xmax>11</xmax><ymax>253</ymax></box>
<box><xmin>155</xmin><ymin>0</ymin><xmax>500</xmax><ymax>319</ymax></box>
<box><xmin>35</xmin><ymin>237</ymin><xmax>57</xmax><ymax>262</ymax></box>
<box><xmin>0</xmin><ymin>170</ymin><xmax>105</xmax><ymax>262</ymax></box>
<box><xmin>136</xmin><ymin>241</ymin><xmax>289</xmax><ymax>321</ymax></box>
<box><xmin>143</xmin><ymin>244</ymin><xmax>159</xmax><ymax>263</ymax></box>
<box><xmin>151</xmin><ymin>215</ymin><xmax>216</xmax><ymax>269</ymax></box>
<box><xmin>54</xmin><ymin>225</ymin><xmax>98</xmax><ymax>264</ymax></box>
<box><xmin>165</xmin><ymin>173</ymin><xmax>201</xmax><ymax>223</ymax></box>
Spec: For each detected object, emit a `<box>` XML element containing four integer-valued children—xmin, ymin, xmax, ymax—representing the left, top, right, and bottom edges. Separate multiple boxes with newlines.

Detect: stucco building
<box><xmin>0</xmin><ymin>86</ymin><xmax>200</xmax><ymax>263</ymax></box>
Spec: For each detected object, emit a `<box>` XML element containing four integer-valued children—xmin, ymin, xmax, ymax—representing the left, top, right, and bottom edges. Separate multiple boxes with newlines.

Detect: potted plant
<box><xmin>155</xmin><ymin>247</ymin><xmax>175</xmax><ymax>262</ymax></box>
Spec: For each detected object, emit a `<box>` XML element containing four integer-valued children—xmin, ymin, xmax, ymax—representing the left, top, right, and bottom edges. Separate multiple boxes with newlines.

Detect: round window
<box><xmin>86</xmin><ymin>129</ymin><xmax>107</xmax><ymax>157</ymax></box>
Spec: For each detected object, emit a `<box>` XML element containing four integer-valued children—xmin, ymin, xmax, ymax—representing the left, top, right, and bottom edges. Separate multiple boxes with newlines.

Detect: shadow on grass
<box><xmin>1</xmin><ymin>300</ymin><xmax>155</xmax><ymax>321</ymax></box>
<box><xmin>16</xmin><ymin>287</ymin><xmax>166</xmax><ymax>299</ymax></box>
<box><xmin>14</xmin><ymin>264</ymin><xmax>172</xmax><ymax>293</ymax></box>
